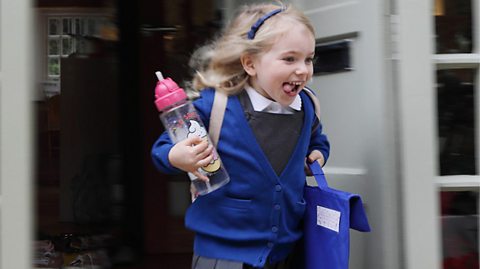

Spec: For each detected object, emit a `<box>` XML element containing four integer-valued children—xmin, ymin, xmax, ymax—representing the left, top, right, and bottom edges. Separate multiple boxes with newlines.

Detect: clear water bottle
<box><xmin>153</xmin><ymin>71</ymin><xmax>230</xmax><ymax>195</ymax></box>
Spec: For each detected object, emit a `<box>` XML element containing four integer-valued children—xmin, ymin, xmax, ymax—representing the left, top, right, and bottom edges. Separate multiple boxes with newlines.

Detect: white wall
<box><xmin>295</xmin><ymin>0</ymin><xmax>403</xmax><ymax>268</ymax></box>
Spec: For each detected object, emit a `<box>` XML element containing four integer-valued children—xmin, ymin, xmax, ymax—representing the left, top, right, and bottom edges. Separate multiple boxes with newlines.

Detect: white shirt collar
<box><xmin>245</xmin><ymin>85</ymin><xmax>302</xmax><ymax>114</ymax></box>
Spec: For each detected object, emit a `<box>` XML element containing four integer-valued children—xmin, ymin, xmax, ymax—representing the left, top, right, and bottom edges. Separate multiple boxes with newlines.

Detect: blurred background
<box><xmin>0</xmin><ymin>0</ymin><xmax>478</xmax><ymax>268</ymax></box>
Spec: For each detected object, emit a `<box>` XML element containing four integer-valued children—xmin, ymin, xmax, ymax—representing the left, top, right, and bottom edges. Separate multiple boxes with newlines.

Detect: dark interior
<box><xmin>34</xmin><ymin>0</ymin><xmax>221</xmax><ymax>268</ymax></box>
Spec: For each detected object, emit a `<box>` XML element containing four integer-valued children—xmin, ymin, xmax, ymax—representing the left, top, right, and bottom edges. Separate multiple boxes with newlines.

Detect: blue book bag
<box><xmin>298</xmin><ymin>161</ymin><xmax>370</xmax><ymax>269</ymax></box>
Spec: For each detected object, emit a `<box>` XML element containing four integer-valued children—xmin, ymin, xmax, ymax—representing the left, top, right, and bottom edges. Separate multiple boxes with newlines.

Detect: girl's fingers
<box><xmin>183</xmin><ymin>136</ymin><xmax>209</xmax><ymax>155</ymax></box>
<box><xmin>197</xmin><ymin>154</ymin><xmax>214</xmax><ymax>167</ymax></box>
<box><xmin>183</xmin><ymin>135</ymin><xmax>203</xmax><ymax>146</ymax></box>
<box><xmin>174</xmin><ymin>136</ymin><xmax>215</xmax><ymax>179</ymax></box>
<box><xmin>192</xmin><ymin>170</ymin><xmax>209</xmax><ymax>182</ymax></box>
<box><xmin>307</xmin><ymin>150</ymin><xmax>324</xmax><ymax>166</ymax></box>
<box><xmin>196</xmin><ymin>144</ymin><xmax>214</xmax><ymax>160</ymax></box>
<box><xmin>192</xmin><ymin>140</ymin><xmax>209</xmax><ymax>154</ymax></box>
<box><xmin>307</xmin><ymin>150</ymin><xmax>321</xmax><ymax>163</ymax></box>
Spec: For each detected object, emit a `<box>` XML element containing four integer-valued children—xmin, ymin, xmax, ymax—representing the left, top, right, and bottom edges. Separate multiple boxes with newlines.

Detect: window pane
<box><xmin>62</xmin><ymin>18</ymin><xmax>71</xmax><ymax>35</ymax></box>
<box><xmin>440</xmin><ymin>190</ymin><xmax>479</xmax><ymax>268</ymax></box>
<box><xmin>62</xmin><ymin>37</ymin><xmax>73</xmax><ymax>56</ymax></box>
<box><xmin>48</xmin><ymin>57</ymin><xmax>60</xmax><ymax>76</ymax></box>
<box><xmin>48</xmin><ymin>38</ymin><xmax>60</xmax><ymax>55</ymax></box>
<box><xmin>48</xmin><ymin>18</ymin><xmax>60</xmax><ymax>35</ymax></box>
<box><xmin>437</xmin><ymin>69</ymin><xmax>476</xmax><ymax>175</ymax></box>
<box><xmin>75</xmin><ymin>18</ymin><xmax>82</xmax><ymax>35</ymax></box>
<box><xmin>434</xmin><ymin>0</ymin><xmax>473</xmax><ymax>53</ymax></box>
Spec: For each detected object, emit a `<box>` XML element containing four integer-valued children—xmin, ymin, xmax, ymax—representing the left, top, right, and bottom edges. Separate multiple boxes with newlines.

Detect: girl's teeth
<box><xmin>283</xmin><ymin>82</ymin><xmax>303</xmax><ymax>94</ymax></box>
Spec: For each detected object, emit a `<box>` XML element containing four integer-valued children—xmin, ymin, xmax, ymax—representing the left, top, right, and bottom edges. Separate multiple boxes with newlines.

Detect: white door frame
<box><xmin>395</xmin><ymin>0</ymin><xmax>442</xmax><ymax>268</ymax></box>
<box><xmin>0</xmin><ymin>0</ymin><xmax>33</xmax><ymax>267</ymax></box>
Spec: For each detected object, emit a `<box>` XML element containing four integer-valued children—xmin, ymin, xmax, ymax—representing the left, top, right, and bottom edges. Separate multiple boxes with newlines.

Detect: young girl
<box><xmin>151</xmin><ymin>3</ymin><xmax>330</xmax><ymax>269</ymax></box>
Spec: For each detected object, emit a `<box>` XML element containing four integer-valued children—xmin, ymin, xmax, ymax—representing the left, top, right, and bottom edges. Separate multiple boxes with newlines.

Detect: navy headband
<box><xmin>247</xmin><ymin>8</ymin><xmax>284</xmax><ymax>40</ymax></box>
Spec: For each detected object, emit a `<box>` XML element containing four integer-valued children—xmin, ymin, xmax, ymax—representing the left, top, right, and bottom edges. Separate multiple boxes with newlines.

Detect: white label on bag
<box><xmin>317</xmin><ymin>206</ymin><xmax>341</xmax><ymax>233</ymax></box>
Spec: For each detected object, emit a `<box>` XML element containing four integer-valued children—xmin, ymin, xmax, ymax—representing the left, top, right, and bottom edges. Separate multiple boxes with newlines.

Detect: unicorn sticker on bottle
<box><xmin>187</xmin><ymin>120</ymin><xmax>221</xmax><ymax>173</ymax></box>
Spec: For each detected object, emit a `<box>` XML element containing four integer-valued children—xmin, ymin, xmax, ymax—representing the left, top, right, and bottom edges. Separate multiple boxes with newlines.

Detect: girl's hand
<box><xmin>168</xmin><ymin>136</ymin><xmax>214</xmax><ymax>182</ymax></box>
<box><xmin>305</xmin><ymin>150</ymin><xmax>325</xmax><ymax>176</ymax></box>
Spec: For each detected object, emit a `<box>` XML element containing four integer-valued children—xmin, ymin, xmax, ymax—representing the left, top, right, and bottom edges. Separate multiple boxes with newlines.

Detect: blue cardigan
<box><xmin>151</xmin><ymin>88</ymin><xmax>330</xmax><ymax>267</ymax></box>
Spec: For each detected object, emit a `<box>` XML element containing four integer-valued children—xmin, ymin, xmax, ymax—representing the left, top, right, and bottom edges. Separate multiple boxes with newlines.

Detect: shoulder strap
<box><xmin>208</xmin><ymin>88</ymin><xmax>321</xmax><ymax>146</ymax></box>
<box><xmin>302</xmin><ymin>87</ymin><xmax>321</xmax><ymax>120</ymax></box>
<box><xmin>209</xmin><ymin>91</ymin><xmax>228</xmax><ymax>147</ymax></box>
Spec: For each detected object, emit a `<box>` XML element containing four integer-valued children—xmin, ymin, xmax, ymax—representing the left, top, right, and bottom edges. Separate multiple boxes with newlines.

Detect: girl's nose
<box><xmin>295</xmin><ymin>63</ymin><xmax>309</xmax><ymax>75</ymax></box>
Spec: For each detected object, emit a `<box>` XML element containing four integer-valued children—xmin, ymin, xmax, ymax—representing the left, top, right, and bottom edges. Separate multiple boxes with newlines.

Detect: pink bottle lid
<box><xmin>154</xmin><ymin>72</ymin><xmax>188</xmax><ymax>112</ymax></box>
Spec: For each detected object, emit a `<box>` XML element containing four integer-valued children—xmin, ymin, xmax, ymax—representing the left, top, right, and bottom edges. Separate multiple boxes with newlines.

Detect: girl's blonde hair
<box><xmin>189</xmin><ymin>2</ymin><xmax>315</xmax><ymax>94</ymax></box>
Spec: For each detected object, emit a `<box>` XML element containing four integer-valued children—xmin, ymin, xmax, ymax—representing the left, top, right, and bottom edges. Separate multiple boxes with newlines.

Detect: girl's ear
<box><xmin>241</xmin><ymin>53</ymin><xmax>256</xmax><ymax>76</ymax></box>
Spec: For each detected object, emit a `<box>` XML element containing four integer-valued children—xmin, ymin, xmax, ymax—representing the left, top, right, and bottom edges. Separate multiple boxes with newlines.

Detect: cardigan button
<box><xmin>267</xmin><ymin>242</ymin><xmax>274</xmax><ymax>248</ymax></box>
<box><xmin>275</xmin><ymin>185</ymin><xmax>282</xmax><ymax>192</ymax></box>
<box><xmin>271</xmin><ymin>226</ymin><xmax>278</xmax><ymax>233</ymax></box>
<box><xmin>274</xmin><ymin>204</ymin><xmax>281</xmax><ymax>210</ymax></box>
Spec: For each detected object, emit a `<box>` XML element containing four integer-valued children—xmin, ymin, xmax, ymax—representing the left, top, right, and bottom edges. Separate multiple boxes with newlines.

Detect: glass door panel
<box><xmin>434</xmin><ymin>0</ymin><xmax>474</xmax><ymax>53</ymax></box>
<box><xmin>436</xmin><ymin>69</ymin><xmax>476</xmax><ymax>176</ymax></box>
<box><xmin>440</xmin><ymin>189</ymin><xmax>479</xmax><ymax>268</ymax></box>
<box><xmin>434</xmin><ymin>0</ymin><xmax>479</xmax><ymax>268</ymax></box>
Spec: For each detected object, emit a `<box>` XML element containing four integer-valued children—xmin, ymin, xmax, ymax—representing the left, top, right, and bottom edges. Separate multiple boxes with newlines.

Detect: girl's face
<box><xmin>244</xmin><ymin>23</ymin><xmax>315</xmax><ymax>107</ymax></box>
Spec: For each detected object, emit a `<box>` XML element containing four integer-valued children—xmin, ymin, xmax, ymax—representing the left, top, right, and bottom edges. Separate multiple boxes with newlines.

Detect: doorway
<box><xmin>33</xmin><ymin>0</ymin><xmax>222</xmax><ymax>268</ymax></box>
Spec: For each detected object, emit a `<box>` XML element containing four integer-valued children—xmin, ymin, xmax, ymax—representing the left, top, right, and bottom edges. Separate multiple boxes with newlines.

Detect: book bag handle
<box><xmin>208</xmin><ymin>88</ymin><xmax>321</xmax><ymax>147</ymax></box>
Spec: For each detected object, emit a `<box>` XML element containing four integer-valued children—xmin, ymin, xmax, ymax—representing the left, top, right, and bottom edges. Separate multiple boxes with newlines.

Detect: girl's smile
<box><xmin>283</xmin><ymin>81</ymin><xmax>304</xmax><ymax>96</ymax></box>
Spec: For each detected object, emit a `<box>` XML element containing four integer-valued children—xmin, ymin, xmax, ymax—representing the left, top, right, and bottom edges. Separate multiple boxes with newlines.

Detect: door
<box><xmin>433</xmin><ymin>0</ymin><xmax>480</xmax><ymax>268</ymax></box>
<box><xmin>294</xmin><ymin>0</ymin><xmax>401</xmax><ymax>268</ymax></box>
<box><xmin>0</xmin><ymin>0</ymin><xmax>33</xmax><ymax>268</ymax></box>
<box><xmin>397</xmin><ymin>0</ymin><xmax>479</xmax><ymax>268</ymax></box>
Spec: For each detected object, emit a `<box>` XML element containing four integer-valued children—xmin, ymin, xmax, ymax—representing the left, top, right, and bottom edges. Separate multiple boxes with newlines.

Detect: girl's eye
<box><xmin>306</xmin><ymin>57</ymin><xmax>316</xmax><ymax>64</ymax></box>
<box><xmin>283</xmin><ymin>57</ymin><xmax>295</xmax><ymax>63</ymax></box>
